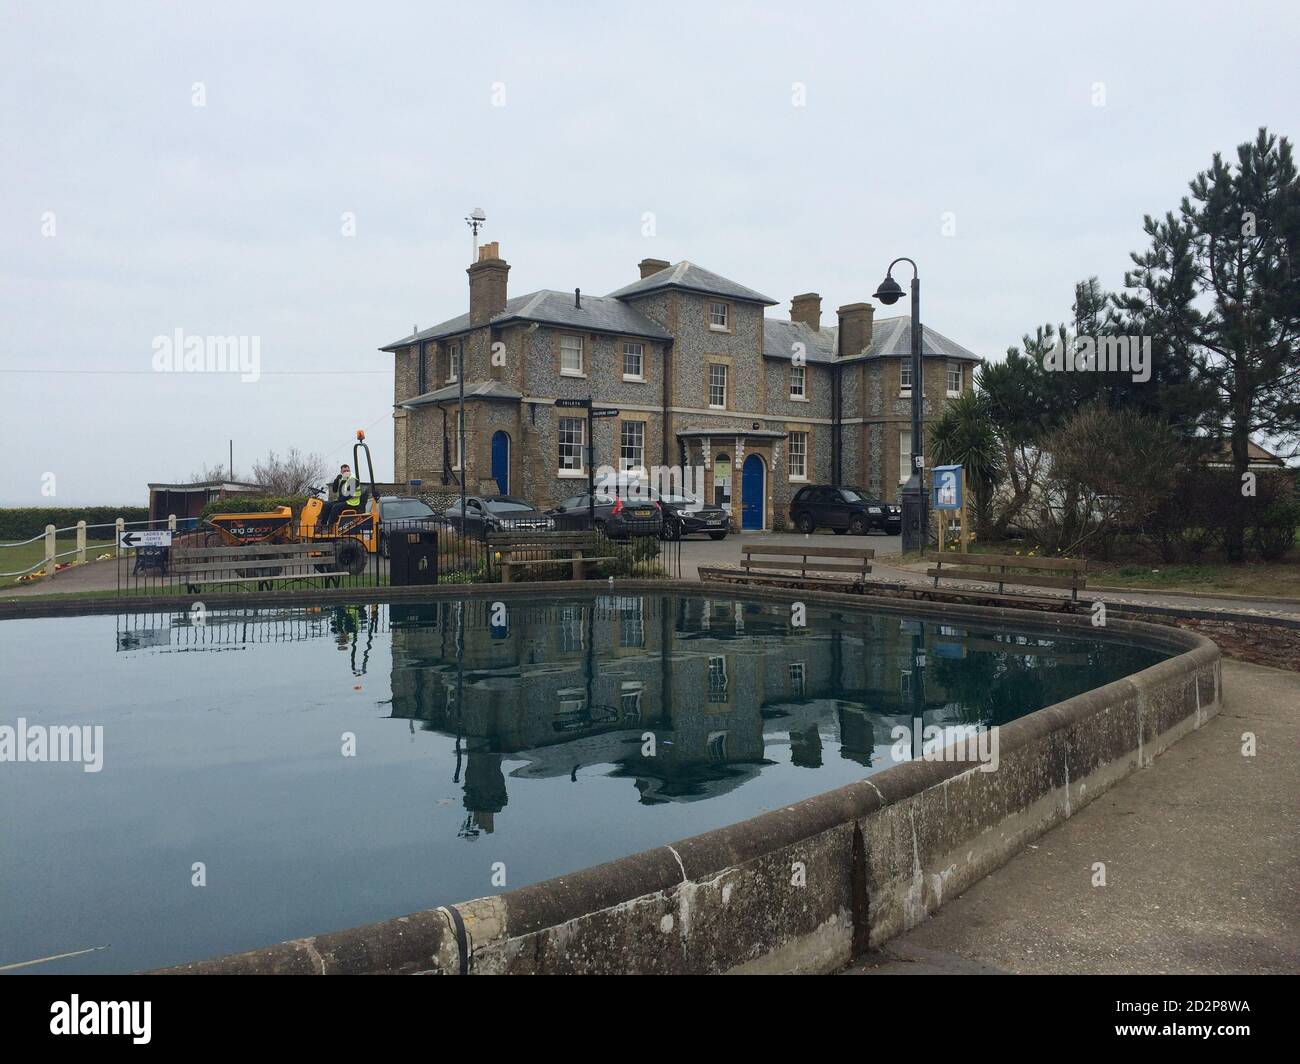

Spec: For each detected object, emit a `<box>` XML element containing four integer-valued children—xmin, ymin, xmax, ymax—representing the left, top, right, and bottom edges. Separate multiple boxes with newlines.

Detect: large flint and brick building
<box><xmin>380</xmin><ymin>244</ymin><xmax>979</xmax><ymax>530</ymax></box>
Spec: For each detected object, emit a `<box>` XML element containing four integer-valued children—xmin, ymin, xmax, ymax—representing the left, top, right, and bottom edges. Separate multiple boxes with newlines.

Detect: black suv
<box><xmin>789</xmin><ymin>486</ymin><xmax>901</xmax><ymax>535</ymax></box>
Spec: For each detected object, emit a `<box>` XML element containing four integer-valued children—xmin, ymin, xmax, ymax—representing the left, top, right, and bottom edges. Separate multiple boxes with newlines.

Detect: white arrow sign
<box><xmin>119</xmin><ymin>530</ymin><xmax>172</xmax><ymax>548</ymax></box>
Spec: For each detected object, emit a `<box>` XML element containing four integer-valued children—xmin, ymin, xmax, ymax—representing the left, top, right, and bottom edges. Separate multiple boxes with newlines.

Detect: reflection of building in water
<box><xmin>385</xmin><ymin>594</ymin><xmax>1017</xmax><ymax>828</ymax></box>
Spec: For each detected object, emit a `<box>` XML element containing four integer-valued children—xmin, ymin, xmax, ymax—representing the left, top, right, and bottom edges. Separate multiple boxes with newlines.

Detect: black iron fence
<box><xmin>114</xmin><ymin>515</ymin><xmax>680</xmax><ymax>597</ymax></box>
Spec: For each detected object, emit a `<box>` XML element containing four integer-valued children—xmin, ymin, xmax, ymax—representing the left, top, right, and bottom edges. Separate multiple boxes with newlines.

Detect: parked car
<box><xmin>650</xmin><ymin>490</ymin><xmax>730</xmax><ymax>540</ymax></box>
<box><xmin>443</xmin><ymin>495</ymin><xmax>554</xmax><ymax>541</ymax></box>
<box><xmin>545</xmin><ymin>492</ymin><xmax>663</xmax><ymax>539</ymax></box>
<box><xmin>377</xmin><ymin>496</ymin><xmax>442</xmax><ymax>557</ymax></box>
<box><xmin>789</xmin><ymin>485</ymin><xmax>901</xmax><ymax>535</ymax></box>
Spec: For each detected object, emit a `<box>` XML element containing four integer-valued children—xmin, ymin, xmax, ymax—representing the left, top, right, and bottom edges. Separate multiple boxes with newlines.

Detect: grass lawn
<box><xmin>0</xmin><ymin>538</ymin><xmax>117</xmax><ymax>578</ymax></box>
<box><xmin>891</xmin><ymin>540</ymin><xmax>1299</xmax><ymax>599</ymax></box>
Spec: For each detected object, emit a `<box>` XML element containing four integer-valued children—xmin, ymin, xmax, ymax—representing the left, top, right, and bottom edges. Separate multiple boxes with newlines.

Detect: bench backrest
<box><xmin>488</xmin><ymin>532</ymin><xmax>598</xmax><ymax>550</ymax></box>
<box><xmin>924</xmin><ymin>550</ymin><xmax>1087</xmax><ymax>592</ymax></box>
<box><xmin>741</xmin><ymin>543</ymin><xmax>873</xmax><ymax>576</ymax></box>
<box><xmin>171</xmin><ymin>542</ymin><xmax>338</xmax><ymax>573</ymax></box>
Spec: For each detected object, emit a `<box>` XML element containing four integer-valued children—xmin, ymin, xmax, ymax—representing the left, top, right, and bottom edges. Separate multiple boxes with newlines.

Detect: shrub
<box><xmin>1252</xmin><ymin>495</ymin><xmax>1300</xmax><ymax>561</ymax></box>
<box><xmin>0</xmin><ymin>507</ymin><xmax>150</xmax><ymax>541</ymax></box>
<box><xmin>197</xmin><ymin>495</ymin><xmax>310</xmax><ymax>524</ymax></box>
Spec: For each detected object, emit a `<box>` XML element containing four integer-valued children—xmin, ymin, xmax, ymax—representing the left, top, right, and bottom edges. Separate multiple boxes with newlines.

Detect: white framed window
<box><xmin>899</xmin><ymin>429</ymin><xmax>912</xmax><ymax>484</ymax></box>
<box><xmin>447</xmin><ymin>341</ymin><xmax>460</xmax><ymax>383</ymax></box>
<box><xmin>709</xmin><ymin>363</ymin><xmax>728</xmax><ymax>408</ymax></box>
<box><xmin>708</xmin><ymin>655</ymin><xmax>728</xmax><ymax>704</ymax></box>
<box><xmin>559</xmin><ymin>608</ymin><xmax>584</xmax><ymax>653</ymax></box>
<box><xmin>619</xmin><ymin>420</ymin><xmax>646</xmax><ymax>474</ymax></box>
<box><xmin>706</xmin><ymin>731</ymin><xmax>728</xmax><ymax>760</ymax></box>
<box><xmin>559</xmin><ymin>416</ymin><xmax>585</xmax><ymax>474</ymax></box>
<box><xmin>560</xmin><ymin>334</ymin><xmax>584</xmax><ymax>376</ymax></box>
<box><xmin>790</xmin><ymin>364</ymin><xmax>806</xmax><ymax>399</ymax></box>
<box><xmin>708</xmin><ymin>301</ymin><xmax>730</xmax><ymax>331</ymax></box>
<box><xmin>900</xmin><ymin>360</ymin><xmax>912</xmax><ymax>392</ymax></box>
<box><xmin>620</xmin><ymin>599</ymin><xmax>644</xmax><ymax>647</ymax></box>
<box><xmin>788</xmin><ymin>430</ymin><xmax>808</xmax><ymax>480</ymax></box>
<box><xmin>947</xmin><ymin>362</ymin><xmax>961</xmax><ymax>396</ymax></box>
<box><xmin>620</xmin><ymin>681</ymin><xmax>644</xmax><ymax>719</ymax></box>
<box><xmin>790</xmin><ymin>662</ymin><xmax>805</xmax><ymax>697</ymax></box>
<box><xmin>623</xmin><ymin>341</ymin><xmax>644</xmax><ymax>381</ymax></box>
<box><xmin>451</xmin><ymin>410</ymin><xmax>465</xmax><ymax>470</ymax></box>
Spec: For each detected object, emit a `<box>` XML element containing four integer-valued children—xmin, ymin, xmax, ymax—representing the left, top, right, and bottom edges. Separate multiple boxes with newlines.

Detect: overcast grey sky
<box><xmin>2</xmin><ymin>0</ymin><xmax>1296</xmax><ymax>504</ymax></box>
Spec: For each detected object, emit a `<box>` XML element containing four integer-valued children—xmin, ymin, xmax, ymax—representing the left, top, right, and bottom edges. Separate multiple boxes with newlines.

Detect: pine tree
<box><xmin>1115</xmin><ymin>128</ymin><xmax>1300</xmax><ymax>559</ymax></box>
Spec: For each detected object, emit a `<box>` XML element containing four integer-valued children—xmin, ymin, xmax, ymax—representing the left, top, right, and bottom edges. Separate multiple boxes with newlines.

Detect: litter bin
<box><xmin>132</xmin><ymin>545</ymin><xmax>170</xmax><ymax>576</ymax></box>
<box><xmin>389</xmin><ymin>527</ymin><xmax>439</xmax><ymax>586</ymax></box>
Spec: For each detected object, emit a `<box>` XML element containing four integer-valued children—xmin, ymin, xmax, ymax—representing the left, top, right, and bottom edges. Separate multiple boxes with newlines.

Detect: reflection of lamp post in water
<box><xmin>911</xmin><ymin>621</ymin><xmax>926</xmax><ymax>761</ymax></box>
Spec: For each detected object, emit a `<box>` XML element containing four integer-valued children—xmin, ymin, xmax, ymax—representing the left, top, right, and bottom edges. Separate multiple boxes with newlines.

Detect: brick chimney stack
<box><xmin>790</xmin><ymin>293</ymin><xmax>822</xmax><ymax>331</ymax></box>
<box><xmin>468</xmin><ymin>242</ymin><xmax>509</xmax><ymax>325</ymax></box>
<box><xmin>638</xmin><ymin>258</ymin><xmax>670</xmax><ymax>279</ymax></box>
<box><xmin>837</xmin><ymin>302</ymin><xmax>875</xmax><ymax>357</ymax></box>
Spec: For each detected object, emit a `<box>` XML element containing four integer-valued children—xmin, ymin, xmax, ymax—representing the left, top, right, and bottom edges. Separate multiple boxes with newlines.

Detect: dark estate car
<box><xmin>651</xmin><ymin>490</ymin><xmax>730</xmax><ymax>540</ymax></box>
<box><xmin>377</xmin><ymin>495</ymin><xmax>441</xmax><ymax>556</ymax></box>
<box><xmin>546</xmin><ymin>492</ymin><xmax>663</xmax><ymax>539</ymax></box>
<box><xmin>789</xmin><ymin>485</ymin><xmax>901</xmax><ymax>535</ymax></box>
<box><xmin>444</xmin><ymin>495</ymin><xmax>554</xmax><ymax>541</ymax></box>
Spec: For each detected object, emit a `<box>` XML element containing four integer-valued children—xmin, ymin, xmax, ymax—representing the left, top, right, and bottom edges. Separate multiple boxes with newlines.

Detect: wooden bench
<box><xmin>925</xmin><ymin>551</ymin><xmax>1088</xmax><ymax>603</ymax></box>
<box><xmin>486</xmin><ymin>531</ymin><xmax>615</xmax><ymax>583</ymax></box>
<box><xmin>171</xmin><ymin>541</ymin><xmax>354</xmax><ymax>593</ymax></box>
<box><xmin>700</xmin><ymin>544</ymin><xmax>874</xmax><ymax>591</ymax></box>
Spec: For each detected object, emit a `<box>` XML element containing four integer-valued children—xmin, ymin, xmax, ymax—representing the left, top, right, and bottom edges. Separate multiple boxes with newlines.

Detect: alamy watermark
<box><xmin>151</xmin><ymin>328</ymin><xmax>261</xmax><ymax>382</ymax></box>
<box><xmin>1042</xmin><ymin>334</ymin><xmax>1151</xmax><ymax>383</ymax></box>
<box><xmin>593</xmin><ymin>464</ymin><xmax>707</xmax><ymax>510</ymax></box>
<box><xmin>889</xmin><ymin>720</ymin><xmax>1000</xmax><ymax>773</ymax></box>
<box><xmin>1</xmin><ymin>718</ymin><xmax>104</xmax><ymax>772</ymax></box>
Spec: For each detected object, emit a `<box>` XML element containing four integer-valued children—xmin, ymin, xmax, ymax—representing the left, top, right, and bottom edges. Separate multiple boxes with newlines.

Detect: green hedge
<box><xmin>0</xmin><ymin>507</ymin><xmax>149</xmax><ymax>541</ymax></box>
<box><xmin>197</xmin><ymin>495</ymin><xmax>311</xmax><ymax>524</ymax></box>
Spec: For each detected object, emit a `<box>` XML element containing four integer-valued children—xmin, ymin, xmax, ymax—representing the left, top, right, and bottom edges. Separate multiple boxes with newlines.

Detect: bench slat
<box><xmin>742</xmin><ymin>560</ymin><xmax>872</xmax><ymax>574</ymax></box>
<box><xmin>503</xmin><ymin>556</ymin><xmax>617</xmax><ymax>567</ymax></box>
<box><xmin>925</xmin><ymin>567</ymin><xmax>1083</xmax><ymax>591</ymax></box>
<box><xmin>743</xmin><ymin>545</ymin><xmax>875</xmax><ymax>559</ymax></box>
<box><xmin>174</xmin><ymin>542</ymin><xmax>344</xmax><ymax>558</ymax></box>
<box><xmin>925</xmin><ymin>551</ymin><xmax>1086</xmax><ymax>572</ymax></box>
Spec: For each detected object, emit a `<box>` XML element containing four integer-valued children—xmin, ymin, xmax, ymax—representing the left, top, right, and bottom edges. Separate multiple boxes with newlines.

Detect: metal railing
<box><xmin>1</xmin><ymin>515</ymin><xmax>195</xmax><ymax>580</ymax></box>
<box><xmin>110</xmin><ymin>513</ymin><xmax>679</xmax><ymax>597</ymax></box>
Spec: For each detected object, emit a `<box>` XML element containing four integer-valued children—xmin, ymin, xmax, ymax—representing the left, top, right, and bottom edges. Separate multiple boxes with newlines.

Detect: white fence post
<box><xmin>76</xmin><ymin>520</ymin><xmax>87</xmax><ymax>564</ymax></box>
<box><xmin>115</xmin><ymin>517</ymin><xmax>125</xmax><ymax>560</ymax></box>
<box><xmin>44</xmin><ymin>524</ymin><xmax>56</xmax><ymax>579</ymax></box>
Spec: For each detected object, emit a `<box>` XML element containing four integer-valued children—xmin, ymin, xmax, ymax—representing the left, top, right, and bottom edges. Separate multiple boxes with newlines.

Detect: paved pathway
<box><xmin>844</xmin><ymin>659</ymin><xmax>1300</xmax><ymax>974</ymax></box>
<box><xmin>675</xmin><ymin>534</ymin><xmax>1300</xmax><ymax>621</ymax></box>
<box><xmin>7</xmin><ymin>533</ymin><xmax>1298</xmax><ymax>626</ymax></box>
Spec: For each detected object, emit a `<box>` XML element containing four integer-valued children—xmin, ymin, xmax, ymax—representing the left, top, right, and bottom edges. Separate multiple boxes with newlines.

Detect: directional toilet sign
<box><xmin>119</xmin><ymin>529</ymin><xmax>172</xmax><ymax>548</ymax></box>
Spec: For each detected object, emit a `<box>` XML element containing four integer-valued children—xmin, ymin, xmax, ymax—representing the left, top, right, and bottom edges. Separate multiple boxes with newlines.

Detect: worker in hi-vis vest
<box><xmin>323</xmin><ymin>464</ymin><xmax>360</xmax><ymax>527</ymax></box>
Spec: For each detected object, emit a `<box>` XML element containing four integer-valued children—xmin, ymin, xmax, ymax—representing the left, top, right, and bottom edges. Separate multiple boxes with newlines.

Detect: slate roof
<box><xmin>398</xmin><ymin>380</ymin><xmax>523</xmax><ymax>409</ymax></box>
<box><xmin>380</xmin><ymin>290</ymin><xmax>671</xmax><ymax>351</ymax></box>
<box><xmin>762</xmin><ymin>315</ymin><xmax>980</xmax><ymax>363</ymax></box>
<box><xmin>607</xmin><ymin>261</ymin><xmax>778</xmax><ymax>306</ymax></box>
<box><xmin>762</xmin><ymin>319</ymin><xmax>839</xmax><ymax>364</ymax></box>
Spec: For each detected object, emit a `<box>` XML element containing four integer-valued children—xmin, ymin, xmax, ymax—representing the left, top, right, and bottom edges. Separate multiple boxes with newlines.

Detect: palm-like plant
<box><xmin>929</xmin><ymin>391</ymin><xmax>1005</xmax><ymax>538</ymax></box>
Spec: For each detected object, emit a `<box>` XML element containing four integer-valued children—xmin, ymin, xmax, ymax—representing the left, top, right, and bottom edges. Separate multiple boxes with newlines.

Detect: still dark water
<box><xmin>0</xmin><ymin>593</ymin><xmax>1167</xmax><ymax>973</ymax></box>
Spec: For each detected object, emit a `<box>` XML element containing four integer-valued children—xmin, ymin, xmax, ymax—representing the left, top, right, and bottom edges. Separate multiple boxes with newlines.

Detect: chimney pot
<box><xmin>575</xmin><ymin>287</ymin><xmax>581</xmax><ymax>309</ymax></box>
<box><xmin>638</xmin><ymin>258</ymin><xmax>670</xmax><ymax>280</ymax></box>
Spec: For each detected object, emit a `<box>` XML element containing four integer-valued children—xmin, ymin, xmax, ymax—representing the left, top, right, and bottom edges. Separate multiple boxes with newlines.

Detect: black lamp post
<box><xmin>874</xmin><ymin>259</ymin><xmax>927</xmax><ymax>553</ymax></box>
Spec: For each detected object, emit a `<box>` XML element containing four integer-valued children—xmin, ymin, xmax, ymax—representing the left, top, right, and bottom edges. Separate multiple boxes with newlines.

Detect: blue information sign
<box><xmin>932</xmin><ymin>464</ymin><xmax>963</xmax><ymax>511</ymax></box>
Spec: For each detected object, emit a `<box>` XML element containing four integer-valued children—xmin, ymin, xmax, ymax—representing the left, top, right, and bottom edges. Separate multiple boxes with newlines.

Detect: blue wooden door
<box><xmin>491</xmin><ymin>431</ymin><xmax>509</xmax><ymax>495</ymax></box>
<box><xmin>741</xmin><ymin>455</ymin><xmax>764</xmax><ymax>530</ymax></box>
